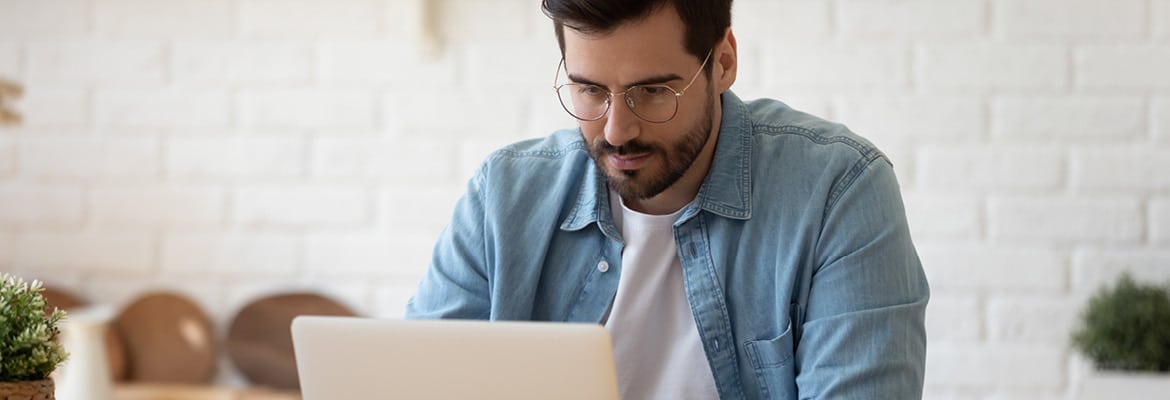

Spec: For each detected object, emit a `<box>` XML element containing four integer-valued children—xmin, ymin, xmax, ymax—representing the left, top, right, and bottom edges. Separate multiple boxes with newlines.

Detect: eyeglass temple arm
<box><xmin>553</xmin><ymin>58</ymin><xmax>565</xmax><ymax>92</ymax></box>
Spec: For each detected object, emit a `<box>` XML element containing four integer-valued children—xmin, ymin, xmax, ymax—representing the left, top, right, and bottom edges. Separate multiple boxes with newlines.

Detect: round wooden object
<box><xmin>227</xmin><ymin>293</ymin><xmax>357</xmax><ymax>390</ymax></box>
<box><xmin>40</xmin><ymin>286</ymin><xmax>85</xmax><ymax>314</ymax></box>
<box><xmin>40</xmin><ymin>285</ymin><xmax>129</xmax><ymax>383</ymax></box>
<box><xmin>0</xmin><ymin>379</ymin><xmax>54</xmax><ymax>400</ymax></box>
<box><xmin>113</xmin><ymin>292</ymin><xmax>217</xmax><ymax>384</ymax></box>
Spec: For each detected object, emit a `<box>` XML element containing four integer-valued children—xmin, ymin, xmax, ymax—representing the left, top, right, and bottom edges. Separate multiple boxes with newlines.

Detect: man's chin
<box><xmin>607</xmin><ymin>174</ymin><xmax>658</xmax><ymax>201</ymax></box>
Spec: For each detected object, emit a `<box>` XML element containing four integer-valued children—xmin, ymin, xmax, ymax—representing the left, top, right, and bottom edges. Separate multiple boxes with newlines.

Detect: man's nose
<box><xmin>603</xmin><ymin>95</ymin><xmax>640</xmax><ymax>147</ymax></box>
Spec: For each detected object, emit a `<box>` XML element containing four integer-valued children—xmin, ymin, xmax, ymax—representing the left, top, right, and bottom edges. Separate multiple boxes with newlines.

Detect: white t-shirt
<box><xmin>604</xmin><ymin>191</ymin><xmax>719</xmax><ymax>400</ymax></box>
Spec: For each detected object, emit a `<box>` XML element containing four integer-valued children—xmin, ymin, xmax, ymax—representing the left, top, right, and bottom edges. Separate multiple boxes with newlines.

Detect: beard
<box><xmin>587</xmin><ymin>86</ymin><xmax>715</xmax><ymax>201</ymax></box>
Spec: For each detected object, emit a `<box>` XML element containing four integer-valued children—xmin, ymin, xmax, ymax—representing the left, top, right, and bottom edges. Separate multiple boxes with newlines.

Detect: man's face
<box><xmin>561</xmin><ymin>7</ymin><xmax>716</xmax><ymax>202</ymax></box>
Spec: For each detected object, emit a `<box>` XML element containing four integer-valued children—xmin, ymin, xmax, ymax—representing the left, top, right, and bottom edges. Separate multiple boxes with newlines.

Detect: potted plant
<box><xmin>1</xmin><ymin>273</ymin><xmax>68</xmax><ymax>400</ymax></box>
<box><xmin>1070</xmin><ymin>273</ymin><xmax>1170</xmax><ymax>399</ymax></box>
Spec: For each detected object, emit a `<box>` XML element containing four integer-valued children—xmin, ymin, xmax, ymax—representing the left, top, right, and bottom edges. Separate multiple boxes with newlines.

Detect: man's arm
<box><xmin>795</xmin><ymin>157</ymin><xmax>929</xmax><ymax>399</ymax></box>
<box><xmin>404</xmin><ymin>168</ymin><xmax>492</xmax><ymax>320</ymax></box>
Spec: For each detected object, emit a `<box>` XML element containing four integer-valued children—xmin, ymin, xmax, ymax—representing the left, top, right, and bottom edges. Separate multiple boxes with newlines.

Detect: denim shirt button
<box><xmin>597</xmin><ymin>260</ymin><xmax>610</xmax><ymax>273</ymax></box>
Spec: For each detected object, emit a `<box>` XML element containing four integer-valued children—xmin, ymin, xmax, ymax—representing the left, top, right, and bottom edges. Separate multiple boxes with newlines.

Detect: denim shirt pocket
<box><xmin>744</xmin><ymin>321</ymin><xmax>797</xmax><ymax>399</ymax></box>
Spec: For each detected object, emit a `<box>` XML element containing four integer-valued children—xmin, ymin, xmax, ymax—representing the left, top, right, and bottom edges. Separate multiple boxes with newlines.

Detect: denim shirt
<box><xmin>406</xmin><ymin>91</ymin><xmax>929</xmax><ymax>400</ymax></box>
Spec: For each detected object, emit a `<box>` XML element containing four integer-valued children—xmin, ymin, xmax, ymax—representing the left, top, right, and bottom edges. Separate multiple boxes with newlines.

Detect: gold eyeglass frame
<box><xmin>552</xmin><ymin>50</ymin><xmax>713</xmax><ymax>123</ymax></box>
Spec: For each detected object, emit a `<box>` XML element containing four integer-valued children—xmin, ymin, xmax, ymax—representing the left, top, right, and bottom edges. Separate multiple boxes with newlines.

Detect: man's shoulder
<box><xmin>473</xmin><ymin>129</ymin><xmax>591</xmax><ymax>183</ymax></box>
<box><xmin>489</xmin><ymin>128</ymin><xmax>588</xmax><ymax>162</ymax></box>
<box><xmin>744</xmin><ymin>97</ymin><xmax>885</xmax><ymax>165</ymax></box>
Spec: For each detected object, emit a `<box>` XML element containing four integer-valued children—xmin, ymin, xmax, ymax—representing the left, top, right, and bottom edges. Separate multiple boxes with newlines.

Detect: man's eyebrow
<box><xmin>566</xmin><ymin>73</ymin><xmax>684</xmax><ymax>89</ymax></box>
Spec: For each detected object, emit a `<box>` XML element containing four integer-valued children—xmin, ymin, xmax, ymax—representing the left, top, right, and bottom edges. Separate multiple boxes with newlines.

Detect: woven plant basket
<box><xmin>0</xmin><ymin>379</ymin><xmax>54</xmax><ymax>400</ymax></box>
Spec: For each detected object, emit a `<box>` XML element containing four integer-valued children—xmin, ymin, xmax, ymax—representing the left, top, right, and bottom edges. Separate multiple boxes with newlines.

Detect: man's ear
<box><xmin>713</xmin><ymin>28</ymin><xmax>738</xmax><ymax>92</ymax></box>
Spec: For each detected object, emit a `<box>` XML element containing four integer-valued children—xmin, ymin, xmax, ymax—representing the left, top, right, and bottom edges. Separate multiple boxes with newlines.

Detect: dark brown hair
<box><xmin>541</xmin><ymin>0</ymin><xmax>732</xmax><ymax>67</ymax></box>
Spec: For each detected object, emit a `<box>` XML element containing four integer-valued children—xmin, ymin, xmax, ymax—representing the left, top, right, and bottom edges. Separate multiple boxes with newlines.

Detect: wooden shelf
<box><xmin>113</xmin><ymin>384</ymin><xmax>299</xmax><ymax>400</ymax></box>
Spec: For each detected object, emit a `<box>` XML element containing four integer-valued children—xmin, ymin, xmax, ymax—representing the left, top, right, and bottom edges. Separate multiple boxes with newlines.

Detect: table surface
<box><xmin>113</xmin><ymin>384</ymin><xmax>300</xmax><ymax>400</ymax></box>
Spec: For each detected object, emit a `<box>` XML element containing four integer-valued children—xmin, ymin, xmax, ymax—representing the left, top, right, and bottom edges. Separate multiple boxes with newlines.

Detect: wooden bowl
<box><xmin>226</xmin><ymin>293</ymin><xmax>357</xmax><ymax>390</ymax></box>
<box><xmin>113</xmin><ymin>292</ymin><xmax>217</xmax><ymax>384</ymax></box>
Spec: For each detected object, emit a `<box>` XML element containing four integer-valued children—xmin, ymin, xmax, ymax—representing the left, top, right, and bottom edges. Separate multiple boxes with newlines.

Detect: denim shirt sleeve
<box><xmin>794</xmin><ymin>157</ymin><xmax>929</xmax><ymax>399</ymax></box>
<box><xmin>404</xmin><ymin>165</ymin><xmax>492</xmax><ymax>320</ymax></box>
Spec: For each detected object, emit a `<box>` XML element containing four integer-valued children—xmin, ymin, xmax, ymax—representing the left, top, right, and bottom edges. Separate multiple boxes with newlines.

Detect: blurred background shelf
<box><xmin>113</xmin><ymin>384</ymin><xmax>299</xmax><ymax>400</ymax></box>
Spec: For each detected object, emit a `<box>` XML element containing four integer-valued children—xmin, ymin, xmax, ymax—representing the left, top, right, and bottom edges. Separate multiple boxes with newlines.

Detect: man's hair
<box><xmin>541</xmin><ymin>0</ymin><xmax>732</xmax><ymax>67</ymax></box>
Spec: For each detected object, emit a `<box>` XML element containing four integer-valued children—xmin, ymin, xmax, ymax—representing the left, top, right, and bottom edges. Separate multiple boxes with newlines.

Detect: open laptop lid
<box><xmin>291</xmin><ymin>316</ymin><xmax>619</xmax><ymax>400</ymax></box>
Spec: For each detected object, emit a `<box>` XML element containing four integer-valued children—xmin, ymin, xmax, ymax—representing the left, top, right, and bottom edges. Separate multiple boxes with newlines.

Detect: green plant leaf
<box><xmin>1070</xmin><ymin>273</ymin><xmax>1170</xmax><ymax>372</ymax></box>
<box><xmin>0</xmin><ymin>273</ymin><xmax>69</xmax><ymax>382</ymax></box>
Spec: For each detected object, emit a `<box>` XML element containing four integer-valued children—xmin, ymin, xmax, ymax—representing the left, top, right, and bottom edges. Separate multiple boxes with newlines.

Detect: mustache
<box><xmin>592</xmin><ymin>139</ymin><xmax>658</xmax><ymax>156</ymax></box>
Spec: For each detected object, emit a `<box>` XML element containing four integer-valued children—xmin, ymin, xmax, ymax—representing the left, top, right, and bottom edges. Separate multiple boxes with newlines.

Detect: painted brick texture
<box><xmin>0</xmin><ymin>0</ymin><xmax>1166</xmax><ymax>397</ymax></box>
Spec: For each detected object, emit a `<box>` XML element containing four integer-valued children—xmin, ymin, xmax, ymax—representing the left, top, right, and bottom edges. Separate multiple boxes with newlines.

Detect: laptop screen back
<box><xmin>291</xmin><ymin>316</ymin><xmax>620</xmax><ymax>400</ymax></box>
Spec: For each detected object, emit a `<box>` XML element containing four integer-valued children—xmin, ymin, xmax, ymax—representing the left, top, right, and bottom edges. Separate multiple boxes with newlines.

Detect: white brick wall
<box><xmin>764</xmin><ymin>44</ymin><xmax>910</xmax><ymax>90</ymax></box>
<box><xmin>1</xmin><ymin>0</ymin><xmax>1167</xmax><ymax>396</ymax></box>
<box><xmin>835</xmin><ymin>96</ymin><xmax>984</xmax><ymax>143</ymax></box>
<box><xmin>0</xmin><ymin>231</ymin><xmax>12</xmax><ymax>270</ymax></box>
<box><xmin>239</xmin><ymin>0</ymin><xmax>382</xmax><ymax>39</ymax></box>
<box><xmin>918</xmin><ymin>244</ymin><xmax>1066</xmax><ymax>293</ymax></box>
<box><xmin>987</xmin><ymin>296</ymin><xmax>1079</xmax><ymax>343</ymax></box>
<box><xmin>94</xmin><ymin>0</ymin><xmax>235</xmax><ymax>39</ymax></box>
<box><xmin>26</xmin><ymin>41</ymin><xmax>165</xmax><ymax>84</ymax></box>
<box><xmin>0</xmin><ymin>186</ymin><xmax>84</xmax><ymax>225</ymax></box>
<box><xmin>436</xmin><ymin>0</ymin><xmax>535</xmax><ymax>42</ymax></box>
<box><xmin>311</xmin><ymin>137</ymin><xmax>455</xmax><ymax>183</ymax></box>
<box><xmin>1071</xmin><ymin>148</ymin><xmax>1170</xmax><ymax>191</ymax></box>
<box><xmin>304</xmin><ymin>232</ymin><xmax>434</xmax><ymax>279</ymax></box>
<box><xmin>1072</xmin><ymin>250</ymin><xmax>1170</xmax><ymax>292</ymax></box>
<box><xmin>904</xmin><ymin>194</ymin><xmax>982</xmax><ymax>239</ymax></box>
<box><xmin>234</xmin><ymin>185</ymin><xmax>370</xmax><ymax>228</ymax></box>
<box><xmin>161</xmin><ymin>233</ymin><xmax>300</xmax><ymax>277</ymax></box>
<box><xmin>838</xmin><ymin>0</ymin><xmax>985</xmax><ymax>38</ymax></box>
<box><xmin>0</xmin><ymin>42</ymin><xmax>19</xmax><ymax>76</ymax></box>
<box><xmin>918</xmin><ymin>146</ymin><xmax>1064</xmax><ymax>192</ymax></box>
<box><xmin>989</xmin><ymin>197</ymin><xmax>1143</xmax><ymax>243</ymax></box>
<box><xmin>992</xmin><ymin>96</ymin><xmax>1146</xmax><ymax>142</ymax></box>
<box><xmin>172</xmin><ymin>42</ymin><xmax>311</xmax><ymax>84</ymax></box>
<box><xmin>928</xmin><ymin>344</ymin><xmax>1067</xmax><ymax>392</ymax></box>
<box><xmin>89</xmin><ymin>186</ymin><xmax>225</xmax><ymax>227</ymax></box>
<box><xmin>383</xmin><ymin>92</ymin><xmax>527</xmax><ymax>137</ymax></box>
<box><xmin>1158</xmin><ymin>0</ymin><xmax>1170</xmax><ymax>38</ymax></box>
<box><xmin>18</xmin><ymin>137</ymin><xmax>160</xmax><ymax>181</ymax></box>
<box><xmin>1155</xmin><ymin>199</ymin><xmax>1170</xmax><ymax>243</ymax></box>
<box><xmin>167</xmin><ymin>136</ymin><xmax>304</xmax><ymax>180</ymax></box>
<box><xmin>1156</xmin><ymin>97</ymin><xmax>1170</xmax><ymax>142</ymax></box>
<box><xmin>0</xmin><ymin>137</ymin><xmax>13</xmax><ymax>177</ymax></box>
<box><xmin>18</xmin><ymin>87</ymin><xmax>88</xmax><ymax>127</ymax></box>
<box><xmin>918</xmin><ymin>44</ymin><xmax>1067</xmax><ymax>90</ymax></box>
<box><xmin>95</xmin><ymin>89</ymin><xmax>233</xmax><ymax>128</ymax></box>
<box><xmin>1076</xmin><ymin>46</ymin><xmax>1170</xmax><ymax>89</ymax></box>
<box><xmin>993</xmin><ymin>0</ymin><xmax>1146</xmax><ymax>39</ymax></box>
<box><xmin>13</xmin><ymin>231</ymin><xmax>153</xmax><ymax>274</ymax></box>
<box><xmin>318</xmin><ymin>42</ymin><xmax>458</xmax><ymax>87</ymax></box>
<box><xmin>733</xmin><ymin>0</ymin><xmax>831</xmax><ymax>41</ymax></box>
<box><xmin>925</xmin><ymin>294</ymin><xmax>982</xmax><ymax>342</ymax></box>
<box><xmin>0</xmin><ymin>0</ymin><xmax>89</xmax><ymax>39</ymax></box>
<box><xmin>241</xmin><ymin>90</ymin><xmax>376</xmax><ymax>129</ymax></box>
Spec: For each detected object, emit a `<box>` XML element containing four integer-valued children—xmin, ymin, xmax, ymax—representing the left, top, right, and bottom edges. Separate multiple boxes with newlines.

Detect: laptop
<box><xmin>291</xmin><ymin>316</ymin><xmax>620</xmax><ymax>400</ymax></box>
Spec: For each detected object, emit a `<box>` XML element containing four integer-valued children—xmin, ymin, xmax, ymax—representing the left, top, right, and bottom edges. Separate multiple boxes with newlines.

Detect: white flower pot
<box><xmin>1071</xmin><ymin>356</ymin><xmax>1170</xmax><ymax>400</ymax></box>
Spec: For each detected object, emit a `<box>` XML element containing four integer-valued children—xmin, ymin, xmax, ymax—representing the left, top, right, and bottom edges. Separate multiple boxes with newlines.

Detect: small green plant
<box><xmin>0</xmin><ymin>273</ymin><xmax>68</xmax><ymax>382</ymax></box>
<box><xmin>1071</xmin><ymin>273</ymin><xmax>1170</xmax><ymax>372</ymax></box>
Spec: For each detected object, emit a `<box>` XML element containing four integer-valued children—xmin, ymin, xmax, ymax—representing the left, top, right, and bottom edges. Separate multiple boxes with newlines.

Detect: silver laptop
<box><xmin>291</xmin><ymin>316</ymin><xmax>620</xmax><ymax>400</ymax></box>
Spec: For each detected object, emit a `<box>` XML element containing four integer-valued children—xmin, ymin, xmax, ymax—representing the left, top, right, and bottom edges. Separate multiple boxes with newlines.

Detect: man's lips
<box><xmin>608</xmin><ymin>153</ymin><xmax>651</xmax><ymax>170</ymax></box>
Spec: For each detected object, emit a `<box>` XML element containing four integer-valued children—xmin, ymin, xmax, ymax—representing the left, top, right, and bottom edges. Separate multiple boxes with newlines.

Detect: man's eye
<box><xmin>636</xmin><ymin>86</ymin><xmax>670</xmax><ymax>96</ymax></box>
<box><xmin>579</xmin><ymin>85</ymin><xmax>605</xmax><ymax>96</ymax></box>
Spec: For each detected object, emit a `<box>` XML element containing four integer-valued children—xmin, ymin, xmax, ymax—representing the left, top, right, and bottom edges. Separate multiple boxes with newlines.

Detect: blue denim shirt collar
<box><xmin>559</xmin><ymin>91</ymin><xmax>753</xmax><ymax>235</ymax></box>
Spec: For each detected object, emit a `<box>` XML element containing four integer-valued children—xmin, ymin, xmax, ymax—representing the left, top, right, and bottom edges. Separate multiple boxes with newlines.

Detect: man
<box><xmin>406</xmin><ymin>0</ymin><xmax>929</xmax><ymax>398</ymax></box>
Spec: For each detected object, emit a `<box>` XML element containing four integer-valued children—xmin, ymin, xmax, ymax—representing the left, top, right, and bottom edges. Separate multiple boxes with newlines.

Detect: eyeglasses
<box><xmin>552</xmin><ymin>50</ymin><xmax>712</xmax><ymax>123</ymax></box>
